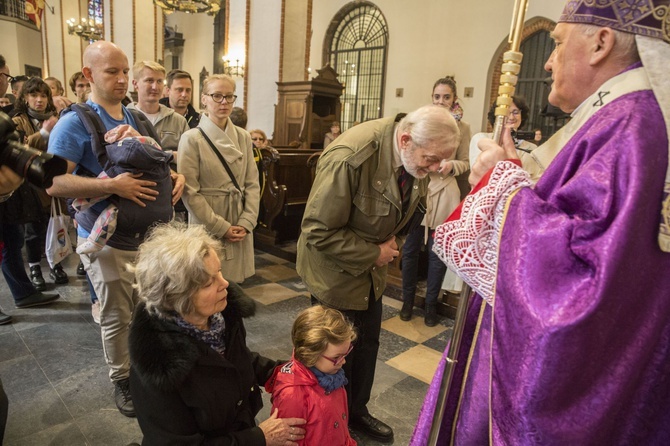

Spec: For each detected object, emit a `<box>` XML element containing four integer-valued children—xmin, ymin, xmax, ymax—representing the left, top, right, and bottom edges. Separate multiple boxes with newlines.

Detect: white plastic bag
<box><xmin>46</xmin><ymin>199</ymin><xmax>73</xmax><ymax>268</ymax></box>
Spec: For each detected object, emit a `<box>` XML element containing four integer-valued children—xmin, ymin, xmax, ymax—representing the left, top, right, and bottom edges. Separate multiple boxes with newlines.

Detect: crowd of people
<box><xmin>2</xmin><ymin>0</ymin><xmax>669</xmax><ymax>443</ymax></box>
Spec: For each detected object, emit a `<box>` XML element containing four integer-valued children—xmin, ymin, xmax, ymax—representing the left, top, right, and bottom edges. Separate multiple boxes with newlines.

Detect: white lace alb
<box><xmin>432</xmin><ymin>161</ymin><xmax>532</xmax><ymax>304</ymax></box>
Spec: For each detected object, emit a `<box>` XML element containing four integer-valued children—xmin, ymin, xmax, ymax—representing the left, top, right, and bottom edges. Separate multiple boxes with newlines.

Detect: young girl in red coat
<box><xmin>266</xmin><ymin>306</ymin><xmax>357</xmax><ymax>445</ymax></box>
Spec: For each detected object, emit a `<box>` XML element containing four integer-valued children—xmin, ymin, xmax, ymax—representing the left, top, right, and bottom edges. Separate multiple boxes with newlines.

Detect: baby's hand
<box><xmin>104</xmin><ymin>125</ymin><xmax>141</xmax><ymax>143</ymax></box>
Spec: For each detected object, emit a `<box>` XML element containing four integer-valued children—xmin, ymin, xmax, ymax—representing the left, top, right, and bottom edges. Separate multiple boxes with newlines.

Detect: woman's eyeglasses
<box><xmin>204</xmin><ymin>93</ymin><xmax>237</xmax><ymax>104</ymax></box>
<box><xmin>321</xmin><ymin>344</ymin><xmax>354</xmax><ymax>366</ymax></box>
<box><xmin>251</xmin><ymin>137</ymin><xmax>265</xmax><ymax>141</ymax></box>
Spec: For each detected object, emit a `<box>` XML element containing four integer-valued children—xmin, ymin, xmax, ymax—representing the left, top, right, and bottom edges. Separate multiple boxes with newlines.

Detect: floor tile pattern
<box><xmin>0</xmin><ymin>249</ymin><xmax>452</xmax><ymax>445</ymax></box>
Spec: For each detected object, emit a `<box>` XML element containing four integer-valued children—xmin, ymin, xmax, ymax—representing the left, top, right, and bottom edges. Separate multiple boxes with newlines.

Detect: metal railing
<box><xmin>0</xmin><ymin>0</ymin><xmax>30</xmax><ymax>23</ymax></box>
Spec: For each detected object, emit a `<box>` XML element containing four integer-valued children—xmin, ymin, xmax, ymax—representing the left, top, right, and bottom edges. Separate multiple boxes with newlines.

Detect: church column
<box><xmin>279</xmin><ymin>0</ymin><xmax>312</xmax><ymax>82</ymax></box>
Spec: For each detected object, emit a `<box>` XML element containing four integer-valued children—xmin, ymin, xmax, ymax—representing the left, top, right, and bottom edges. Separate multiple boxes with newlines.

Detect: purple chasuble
<box><xmin>412</xmin><ymin>87</ymin><xmax>670</xmax><ymax>444</ymax></box>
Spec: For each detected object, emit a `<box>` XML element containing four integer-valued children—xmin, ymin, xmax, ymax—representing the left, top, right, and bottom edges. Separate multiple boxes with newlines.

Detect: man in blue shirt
<box><xmin>47</xmin><ymin>41</ymin><xmax>184</xmax><ymax>418</ymax></box>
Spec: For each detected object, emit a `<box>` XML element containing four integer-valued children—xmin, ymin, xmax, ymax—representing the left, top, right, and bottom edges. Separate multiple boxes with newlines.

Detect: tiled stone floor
<box><xmin>0</xmin><ymin>249</ymin><xmax>453</xmax><ymax>445</ymax></box>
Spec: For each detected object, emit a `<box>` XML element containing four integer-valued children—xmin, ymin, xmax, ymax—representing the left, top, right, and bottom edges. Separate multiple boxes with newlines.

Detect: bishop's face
<box><xmin>545</xmin><ymin>23</ymin><xmax>592</xmax><ymax>113</ymax></box>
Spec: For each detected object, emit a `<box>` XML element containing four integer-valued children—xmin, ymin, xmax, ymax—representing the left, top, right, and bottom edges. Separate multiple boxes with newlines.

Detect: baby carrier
<box><xmin>66</xmin><ymin>103</ymin><xmax>174</xmax><ymax>250</ymax></box>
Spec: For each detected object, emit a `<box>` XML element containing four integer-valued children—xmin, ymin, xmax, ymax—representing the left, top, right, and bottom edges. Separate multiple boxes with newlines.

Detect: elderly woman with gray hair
<box><xmin>128</xmin><ymin>224</ymin><xmax>305</xmax><ymax>445</ymax></box>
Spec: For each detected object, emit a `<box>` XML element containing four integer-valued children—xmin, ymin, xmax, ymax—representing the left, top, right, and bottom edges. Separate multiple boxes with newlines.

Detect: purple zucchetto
<box><xmin>559</xmin><ymin>0</ymin><xmax>670</xmax><ymax>42</ymax></box>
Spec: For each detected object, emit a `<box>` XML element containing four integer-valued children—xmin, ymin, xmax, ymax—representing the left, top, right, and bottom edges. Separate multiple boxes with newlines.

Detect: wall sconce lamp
<box><xmin>222</xmin><ymin>58</ymin><xmax>245</xmax><ymax>78</ymax></box>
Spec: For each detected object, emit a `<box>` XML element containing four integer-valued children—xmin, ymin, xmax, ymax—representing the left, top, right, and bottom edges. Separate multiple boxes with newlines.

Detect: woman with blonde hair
<box><xmin>178</xmin><ymin>74</ymin><xmax>260</xmax><ymax>283</ymax></box>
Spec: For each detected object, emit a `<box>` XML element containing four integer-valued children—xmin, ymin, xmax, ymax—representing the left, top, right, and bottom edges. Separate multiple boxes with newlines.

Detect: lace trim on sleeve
<box><xmin>432</xmin><ymin>161</ymin><xmax>532</xmax><ymax>304</ymax></box>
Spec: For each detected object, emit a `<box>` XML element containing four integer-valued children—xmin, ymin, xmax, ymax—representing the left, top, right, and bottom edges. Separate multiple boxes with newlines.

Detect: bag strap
<box><xmin>67</xmin><ymin>103</ymin><xmax>109</xmax><ymax>169</ymax></box>
<box><xmin>50</xmin><ymin>195</ymin><xmax>65</xmax><ymax>216</ymax></box>
<box><xmin>127</xmin><ymin>108</ymin><xmax>161</xmax><ymax>142</ymax></box>
<box><xmin>197</xmin><ymin>128</ymin><xmax>244</xmax><ymax>198</ymax></box>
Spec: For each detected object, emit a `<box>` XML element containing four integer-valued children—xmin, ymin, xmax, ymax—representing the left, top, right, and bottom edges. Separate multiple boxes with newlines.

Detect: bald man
<box><xmin>46</xmin><ymin>41</ymin><xmax>184</xmax><ymax>418</ymax></box>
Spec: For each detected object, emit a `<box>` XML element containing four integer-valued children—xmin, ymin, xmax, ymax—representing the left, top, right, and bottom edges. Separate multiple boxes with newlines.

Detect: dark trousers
<box><xmin>401</xmin><ymin>225</ymin><xmax>446</xmax><ymax>307</ymax></box>
<box><xmin>0</xmin><ymin>223</ymin><xmax>37</xmax><ymax>302</ymax></box>
<box><xmin>24</xmin><ymin>217</ymin><xmax>48</xmax><ymax>264</ymax></box>
<box><xmin>312</xmin><ymin>291</ymin><xmax>383</xmax><ymax>418</ymax></box>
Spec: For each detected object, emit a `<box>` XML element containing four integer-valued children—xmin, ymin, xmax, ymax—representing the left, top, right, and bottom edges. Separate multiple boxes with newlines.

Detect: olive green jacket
<box><xmin>297</xmin><ymin>117</ymin><xmax>428</xmax><ymax>310</ymax></box>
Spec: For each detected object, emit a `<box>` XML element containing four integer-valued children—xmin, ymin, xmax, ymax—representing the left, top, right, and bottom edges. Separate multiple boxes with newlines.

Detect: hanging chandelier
<box><xmin>66</xmin><ymin>18</ymin><xmax>104</xmax><ymax>42</ymax></box>
<box><xmin>153</xmin><ymin>0</ymin><xmax>222</xmax><ymax>15</ymax></box>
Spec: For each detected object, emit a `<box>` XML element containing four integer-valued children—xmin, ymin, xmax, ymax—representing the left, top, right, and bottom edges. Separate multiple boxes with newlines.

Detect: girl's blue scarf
<box><xmin>309</xmin><ymin>366</ymin><xmax>348</xmax><ymax>393</ymax></box>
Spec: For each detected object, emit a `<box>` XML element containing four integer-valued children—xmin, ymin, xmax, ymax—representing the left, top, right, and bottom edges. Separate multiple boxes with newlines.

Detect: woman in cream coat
<box><xmin>178</xmin><ymin>74</ymin><xmax>260</xmax><ymax>283</ymax></box>
<box><xmin>400</xmin><ymin>76</ymin><xmax>471</xmax><ymax>326</ymax></box>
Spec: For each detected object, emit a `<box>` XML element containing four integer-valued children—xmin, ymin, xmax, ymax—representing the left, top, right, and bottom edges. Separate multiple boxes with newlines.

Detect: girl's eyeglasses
<box><xmin>321</xmin><ymin>344</ymin><xmax>354</xmax><ymax>366</ymax></box>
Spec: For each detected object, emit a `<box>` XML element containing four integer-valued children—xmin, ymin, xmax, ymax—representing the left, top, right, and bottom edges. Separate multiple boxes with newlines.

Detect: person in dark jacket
<box><xmin>128</xmin><ymin>224</ymin><xmax>306</xmax><ymax>445</ymax></box>
<box><xmin>11</xmin><ymin>77</ymin><xmax>69</xmax><ymax>288</ymax></box>
<box><xmin>159</xmin><ymin>69</ymin><xmax>200</xmax><ymax>129</ymax></box>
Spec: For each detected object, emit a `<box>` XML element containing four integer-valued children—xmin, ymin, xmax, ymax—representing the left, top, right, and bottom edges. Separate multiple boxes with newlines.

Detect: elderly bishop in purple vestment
<box><xmin>412</xmin><ymin>1</ymin><xmax>670</xmax><ymax>445</ymax></box>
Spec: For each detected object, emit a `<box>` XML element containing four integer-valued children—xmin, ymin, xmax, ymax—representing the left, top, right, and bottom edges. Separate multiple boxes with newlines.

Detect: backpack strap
<box><xmin>66</xmin><ymin>103</ymin><xmax>110</xmax><ymax>169</ymax></box>
<box><xmin>127</xmin><ymin>108</ymin><xmax>161</xmax><ymax>142</ymax></box>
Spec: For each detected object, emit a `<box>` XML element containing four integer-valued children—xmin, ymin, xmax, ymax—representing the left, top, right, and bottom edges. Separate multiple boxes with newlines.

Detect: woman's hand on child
<box><xmin>259</xmin><ymin>409</ymin><xmax>306</xmax><ymax>446</ymax></box>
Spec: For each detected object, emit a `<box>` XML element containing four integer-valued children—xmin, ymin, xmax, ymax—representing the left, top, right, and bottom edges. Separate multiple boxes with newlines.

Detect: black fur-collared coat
<box><xmin>129</xmin><ymin>283</ymin><xmax>280</xmax><ymax>445</ymax></box>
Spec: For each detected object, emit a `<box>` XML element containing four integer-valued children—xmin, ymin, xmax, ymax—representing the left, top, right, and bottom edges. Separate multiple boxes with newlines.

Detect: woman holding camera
<box><xmin>11</xmin><ymin>77</ymin><xmax>69</xmax><ymax>290</ymax></box>
<box><xmin>0</xmin><ymin>115</ymin><xmax>60</xmax><ymax>310</ymax></box>
<box><xmin>469</xmin><ymin>96</ymin><xmax>537</xmax><ymax>170</ymax></box>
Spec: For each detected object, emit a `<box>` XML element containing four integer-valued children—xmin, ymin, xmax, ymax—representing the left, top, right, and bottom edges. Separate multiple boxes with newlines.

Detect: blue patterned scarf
<box><xmin>174</xmin><ymin>312</ymin><xmax>227</xmax><ymax>357</ymax></box>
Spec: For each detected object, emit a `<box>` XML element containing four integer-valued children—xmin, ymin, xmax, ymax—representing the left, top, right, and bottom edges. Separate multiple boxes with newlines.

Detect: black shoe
<box><xmin>50</xmin><ymin>263</ymin><xmax>69</xmax><ymax>284</ymax></box>
<box><xmin>399</xmin><ymin>300</ymin><xmax>413</xmax><ymax>321</ymax></box>
<box><xmin>114</xmin><ymin>378</ymin><xmax>136</xmax><ymax>417</ymax></box>
<box><xmin>351</xmin><ymin>414</ymin><xmax>394</xmax><ymax>443</ymax></box>
<box><xmin>0</xmin><ymin>311</ymin><xmax>12</xmax><ymax>325</ymax></box>
<box><xmin>15</xmin><ymin>292</ymin><xmax>60</xmax><ymax>308</ymax></box>
<box><xmin>425</xmin><ymin>305</ymin><xmax>438</xmax><ymax>327</ymax></box>
<box><xmin>29</xmin><ymin>265</ymin><xmax>46</xmax><ymax>291</ymax></box>
<box><xmin>76</xmin><ymin>261</ymin><xmax>86</xmax><ymax>277</ymax></box>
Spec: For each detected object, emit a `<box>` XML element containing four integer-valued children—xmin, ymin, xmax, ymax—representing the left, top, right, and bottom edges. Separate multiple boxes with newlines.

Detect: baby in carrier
<box><xmin>66</xmin><ymin>103</ymin><xmax>173</xmax><ymax>254</ymax></box>
<box><xmin>74</xmin><ymin>135</ymin><xmax>173</xmax><ymax>254</ymax></box>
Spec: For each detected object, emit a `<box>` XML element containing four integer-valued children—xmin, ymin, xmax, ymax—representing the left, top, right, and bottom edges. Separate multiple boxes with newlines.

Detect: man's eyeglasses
<box><xmin>251</xmin><ymin>137</ymin><xmax>265</xmax><ymax>141</ymax></box>
<box><xmin>0</xmin><ymin>73</ymin><xmax>14</xmax><ymax>83</ymax></box>
<box><xmin>321</xmin><ymin>344</ymin><xmax>354</xmax><ymax>366</ymax></box>
<box><xmin>204</xmin><ymin>93</ymin><xmax>237</xmax><ymax>104</ymax></box>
